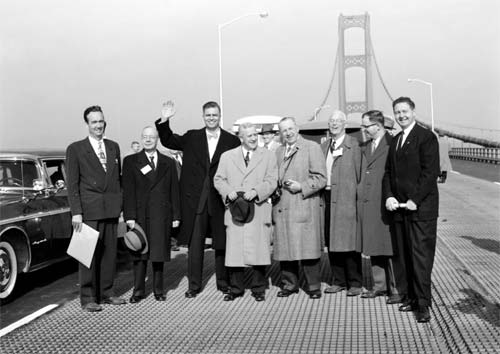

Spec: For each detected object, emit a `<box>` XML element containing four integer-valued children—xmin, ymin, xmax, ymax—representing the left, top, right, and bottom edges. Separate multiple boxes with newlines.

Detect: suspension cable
<box><xmin>370</xmin><ymin>40</ymin><xmax>393</xmax><ymax>102</ymax></box>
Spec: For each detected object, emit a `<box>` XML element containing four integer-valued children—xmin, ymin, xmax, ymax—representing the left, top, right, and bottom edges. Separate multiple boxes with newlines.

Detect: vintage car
<box><xmin>0</xmin><ymin>150</ymin><xmax>72</xmax><ymax>300</ymax></box>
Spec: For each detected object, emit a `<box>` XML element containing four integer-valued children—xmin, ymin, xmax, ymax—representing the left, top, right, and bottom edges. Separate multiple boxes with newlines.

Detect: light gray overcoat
<box><xmin>273</xmin><ymin>136</ymin><xmax>326</xmax><ymax>261</ymax></box>
<box><xmin>214</xmin><ymin>147</ymin><xmax>277</xmax><ymax>267</ymax></box>
<box><xmin>321</xmin><ymin>134</ymin><xmax>361</xmax><ymax>251</ymax></box>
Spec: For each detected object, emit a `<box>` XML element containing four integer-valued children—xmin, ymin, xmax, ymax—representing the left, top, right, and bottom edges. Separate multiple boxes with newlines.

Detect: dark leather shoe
<box><xmin>346</xmin><ymin>287</ymin><xmax>362</xmax><ymax>296</ymax></box>
<box><xmin>251</xmin><ymin>292</ymin><xmax>265</xmax><ymax>302</ymax></box>
<box><xmin>277</xmin><ymin>289</ymin><xmax>299</xmax><ymax>297</ymax></box>
<box><xmin>218</xmin><ymin>287</ymin><xmax>230</xmax><ymax>294</ymax></box>
<box><xmin>154</xmin><ymin>294</ymin><xmax>166</xmax><ymax>301</ymax></box>
<box><xmin>416</xmin><ymin>306</ymin><xmax>431</xmax><ymax>323</ymax></box>
<box><xmin>324</xmin><ymin>285</ymin><xmax>346</xmax><ymax>294</ymax></box>
<box><xmin>361</xmin><ymin>289</ymin><xmax>387</xmax><ymax>298</ymax></box>
<box><xmin>386</xmin><ymin>294</ymin><xmax>404</xmax><ymax>304</ymax></box>
<box><xmin>223</xmin><ymin>292</ymin><xmax>243</xmax><ymax>301</ymax></box>
<box><xmin>129</xmin><ymin>295</ymin><xmax>145</xmax><ymax>304</ymax></box>
<box><xmin>309</xmin><ymin>292</ymin><xmax>322</xmax><ymax>299</ymax></box>
<box><xmin>185</xmin><ymin>290</ymin><xmax>200</xmax><ymax>298</ymax></box>
<box><xmin>399</xmin><ymin>300</ymin><xmax>415</xmax><ymax>312</ymax></box>
<box><xmin>102</xmin><ymin>297</ymin><xmax>126</xmax><ymax>305</ymax></box>
<box><xmin>82</xmin><ymin>302</ymin><xmax>103</xmax><ymax>312</ymax></box>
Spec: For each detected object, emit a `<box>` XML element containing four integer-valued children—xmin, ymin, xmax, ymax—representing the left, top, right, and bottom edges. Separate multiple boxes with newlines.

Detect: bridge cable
<box><xmin>370</xmin><ymin>40</ymin><xmax>394</xmax><ymax>102</ymax></box>
<box><xmin>313</xmin><ymin>41</ymin><xmax>340</xmax><ymax>118</ymax></box>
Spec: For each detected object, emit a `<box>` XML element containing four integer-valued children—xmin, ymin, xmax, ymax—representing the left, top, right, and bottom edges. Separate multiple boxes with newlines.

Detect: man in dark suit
<box><xmin>357</xmin><ymin>110</ymin><xmax>398</xmax><ymax>301</ymax></box>
<box><xmin>383</xmin><ymin>97</ymin><xmax>440</xmax><ymax>323</ymax></box>
<box><xmin>155</xmin><ymin>100</ymin><xmax>240</xmax><ymax>298</ymax></box>
<box><xmin>66</xmin><ymin>105</ymin><xmax>126</xmax><ymax>312</ymax></box>
<box><xmin>123</xmin><ymin>126</ymin><xmax>181</xmax><ymax>303</ymax></box>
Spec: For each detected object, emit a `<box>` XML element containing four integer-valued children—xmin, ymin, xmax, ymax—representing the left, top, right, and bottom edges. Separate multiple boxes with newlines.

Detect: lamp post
<box><xmin>408</xmin><ymin>78</ymin><xmax>434</xmax><ymax>132</ymax></box>
<box><xmin>218</xmin><ymin>11</ymin><xmax>269</xmax><ymax>127</ymax></box>
<box><xmin>313</xmin><ymin>104</ymin><xmax>331</xmax><ymax>121</ymax></box>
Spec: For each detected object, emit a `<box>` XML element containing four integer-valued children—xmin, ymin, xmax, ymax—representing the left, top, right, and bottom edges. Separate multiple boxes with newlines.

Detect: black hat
<box><xmin>259</xmin><ymin>124</ymin><xmax>276</xmax><ymax>135</ymax></box>
<box><xmin>229</xmin><ymin>192</ymin><xmax>255</xmax><ymax>223</ymax></box>
<box><xmin>124</xmin><ymin>224</ymin><xmax>149</xmax><ymax>254</ymax></box>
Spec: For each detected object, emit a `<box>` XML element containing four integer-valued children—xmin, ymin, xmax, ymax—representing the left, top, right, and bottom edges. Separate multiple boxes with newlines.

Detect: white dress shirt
<box><xmin>399</xmin><ymin>121</ymin><xmax>416</xmax><ymax>149</ymax></box>
<box><xmin>88</xmin><ymin>136</ymin><xmax>106</xmax><ymax>159</ymax></box>
<box><xmin>145</xmin><ymin>150</ymin><xmax>158</xmax><ymax>169</ymax></box>
<box><xmin>326</xmin><ymin>134</ymin><xmax>345</xmax><ymax>188</ymax></box>
<box><xmin>206</xmin><ymin>128</ymin><xmax>221</xmax><ymax>161</ymax></box>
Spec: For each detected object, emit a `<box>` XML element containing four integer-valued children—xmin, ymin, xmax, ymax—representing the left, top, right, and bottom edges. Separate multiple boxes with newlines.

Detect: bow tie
<box><xmin>207</xmin><ymin>132</ymin><xmax>219</xmax><ymax>140</ymax></box>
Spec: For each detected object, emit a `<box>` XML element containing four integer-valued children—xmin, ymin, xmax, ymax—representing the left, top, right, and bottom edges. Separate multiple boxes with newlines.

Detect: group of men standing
<box><xmin>66</xmin><ymin>96</ymin><xmax>439</xmax><ymax>324</ymax></box>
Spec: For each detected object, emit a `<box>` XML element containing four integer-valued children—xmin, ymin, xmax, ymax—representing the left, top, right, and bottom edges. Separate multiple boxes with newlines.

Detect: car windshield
<box><xmin>0</xmin><ymin>160</ymin><xmax>39</xmax><ymax>188</ymax></box>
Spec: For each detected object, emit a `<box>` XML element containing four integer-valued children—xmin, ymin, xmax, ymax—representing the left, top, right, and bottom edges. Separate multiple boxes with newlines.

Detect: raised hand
<box><xmin>160</xmin><ymin>100</ymin><xmax>176</xmax><ymax>122</ymax></box>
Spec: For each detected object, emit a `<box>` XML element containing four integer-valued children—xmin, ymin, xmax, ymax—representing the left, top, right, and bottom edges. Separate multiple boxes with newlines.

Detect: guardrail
<box><xmin>449</xmin><ymin>148</ymin><xmax>500</xmax><ymax>164</ymax></box>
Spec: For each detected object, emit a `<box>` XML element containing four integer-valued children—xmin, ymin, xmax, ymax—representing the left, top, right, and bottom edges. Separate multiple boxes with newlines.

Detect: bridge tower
<box><xmin>338</xmin><ymin>13</ymin><xmax>373</xmax><ymax>117</ymax></box>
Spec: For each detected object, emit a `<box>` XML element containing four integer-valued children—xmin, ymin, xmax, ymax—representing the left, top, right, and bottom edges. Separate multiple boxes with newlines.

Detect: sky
<box><xmin>1</xmin><ymin>0</ymin><xmax>499</xmax><ymax>150</ymax></box>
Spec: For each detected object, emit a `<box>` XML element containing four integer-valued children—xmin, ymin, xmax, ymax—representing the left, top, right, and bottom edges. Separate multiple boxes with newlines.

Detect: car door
<box><xmin>40</xmin><ymin>158</ymin><xmax>72</xmax><ymax>258</ymax></box>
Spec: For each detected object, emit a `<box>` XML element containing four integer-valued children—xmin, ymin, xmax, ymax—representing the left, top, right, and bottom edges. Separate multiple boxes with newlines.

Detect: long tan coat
<box><xmin>214</xmin><ymin>147</ymin><xmax>278</xmax><ymax>267</ymax></box>
<box><xmin>321</xmin><ymin>134</ymin><xmax>361</xmax><ymax>251</ymax></box>
<box><xmin>273</xmin><ymin>136</ymin><xmax>326</xmax><ymax>261</ymax></box>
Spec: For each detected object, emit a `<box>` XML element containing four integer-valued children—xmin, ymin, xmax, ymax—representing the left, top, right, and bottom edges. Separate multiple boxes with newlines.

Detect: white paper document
<box><xmin>66</xmin><ymin>223</ymin><xmax>99</xmax><ymax>268</ymax></box>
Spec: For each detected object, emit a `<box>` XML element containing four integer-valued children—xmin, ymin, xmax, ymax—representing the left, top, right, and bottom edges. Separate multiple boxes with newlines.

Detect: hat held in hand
<box><xmin>124</xmin><ymin>223</ymin><xmax>149</xmax><ymax>254</ymax></box>
<box><xmin>229</xmin><ymin>192</ymin><xmax>255</xmax><ymax>223</ymax></box>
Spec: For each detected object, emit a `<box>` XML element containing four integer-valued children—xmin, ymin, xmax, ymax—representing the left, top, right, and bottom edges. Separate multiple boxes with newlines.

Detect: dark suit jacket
<box><xmin>383</xmin><ymin>123</ymin><xmax>439</xmax><ymax>221</ymax></box>
<box><xmin>122</xmin><ymin>151</ymin><xmax>180</xmax><ymax>262</ymax></box>
<box><xmin>155</xmin><ymin>119</ymin><xmax>240</xmax><ymax>248</ymax></box>
<box><xmin>66</xmin><ymin>138</ymin><xmax>122</xmax><ymax>221</ymax></box>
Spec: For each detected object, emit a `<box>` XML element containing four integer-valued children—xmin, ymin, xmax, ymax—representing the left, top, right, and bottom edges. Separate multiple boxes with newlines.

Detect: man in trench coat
<box><xmin>155</xmin><ymin>101</ymin><xmax>240</xmax><ymax>298</ymax></box>
<box><xmin>273</xmin><ymin>117</ymin><xmax>326</xmax><ymax>299</ymax></box>
<box><xmin>356</xmin><ymin>110</ymin><xmax>398</xmax><ymax>301</ymax></box>
<box><xmin>214</xmin><ymin>123</ymin><xmax>277</xmax><ymax>302</ymax></box>
<box><xmin>123</xmin><ymin>126</ymin><xmax>181</xmax><ymax>302</ymax></box>
<box><xmin>321</xmin><ymin>110</ymin><xmax>363</xmax><ymax>296</ymax></box>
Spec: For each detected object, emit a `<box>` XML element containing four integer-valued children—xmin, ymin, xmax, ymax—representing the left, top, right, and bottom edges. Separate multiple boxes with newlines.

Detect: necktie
<box><xmin>244</xmin><ymin>151</ymin><xmax>250</xmax><ymax>167</ymax></box>
<box><xmin>397</xmin><ymin>134</ymin><xmax>404</xmax><ymax>150</ymax></box>
<box><xmin>98</xmin><ymin>141</ymin><xmax>107</xmax><ymax>172</ymax></box>
<box><xmin>285</xmin><ymin>145</ymin><xmax>292</xmax><ymax>158</ymax></box>
<box><xmin>330</xmin><ymin>140</ymin><xmax>336</xmax><ymax>154</ymax></box>
<box><xmin>371</xmin><ymin>141</ymin><xmax>377</xmax><ymax>154</ymax></box>
<box><xmin>207</xmin><ymin>131</ymin><xmax>218</xmax><ymax>140</ymax></box>
<box><xmin>150</xmin><ymin>155</ymin><xmax>155</xmax><ymax>170</ymax></box>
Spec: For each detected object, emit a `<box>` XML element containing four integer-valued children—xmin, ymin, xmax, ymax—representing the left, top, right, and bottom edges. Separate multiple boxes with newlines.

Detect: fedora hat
<box><xmin>259</xmin><ymin>124</ymin><xmax>276</xmax><ymax>135</ymax></box>
<box><xmin>384</xmin><ymin>116</ymin><xmax>395</xmax><ymax>130</ymax></box>
<box><xmin>124</xmin><ymin>223</ymin><xmax>149</xmax><ymax>254</ymax></box>
<box><xmin>229</xmin><ymin>192</ymin><xmax>255</xmax><ymax>223</ymax></box>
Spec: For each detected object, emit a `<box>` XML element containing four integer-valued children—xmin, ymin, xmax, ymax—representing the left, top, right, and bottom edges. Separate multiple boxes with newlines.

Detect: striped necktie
<box><xmin>98</xmin><ymin>141</ymin><xmax>107</xmax><ymax>172</ymax></box>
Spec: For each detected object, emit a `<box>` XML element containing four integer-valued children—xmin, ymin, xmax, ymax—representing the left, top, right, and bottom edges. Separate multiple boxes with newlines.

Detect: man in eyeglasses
<box><xmin>357</xmin><ymin>110</ymin><xmax>398</xmax><ymax>302</ymax></box>
<box><xmin>321</xmin><ymin>110</ymin><xmax>362</xmax><ymax>297</ymax></box>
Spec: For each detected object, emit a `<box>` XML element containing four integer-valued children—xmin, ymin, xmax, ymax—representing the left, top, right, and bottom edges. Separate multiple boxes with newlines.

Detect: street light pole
<box><xmin>408</xmin><ymin>78</ymin><xmax>434</xmax><ymax>132</ymax></box>
<box><xmin>218</xmin><ymin>11</ymin><xmax>269</xmax><ymax>128</ymax></box>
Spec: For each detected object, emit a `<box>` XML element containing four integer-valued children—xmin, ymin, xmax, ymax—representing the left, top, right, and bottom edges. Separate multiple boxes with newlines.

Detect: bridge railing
<box><xmin>449</xmin><ymin>147</ymin><xmax>500</xmax><ymax>164</ymax></box>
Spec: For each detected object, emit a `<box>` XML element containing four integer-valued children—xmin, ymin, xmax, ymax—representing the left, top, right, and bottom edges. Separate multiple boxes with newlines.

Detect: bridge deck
<box><xmin>1</xmin><ymin>172</ymin><xmax>499</xmax><ymax>353</ymax></box>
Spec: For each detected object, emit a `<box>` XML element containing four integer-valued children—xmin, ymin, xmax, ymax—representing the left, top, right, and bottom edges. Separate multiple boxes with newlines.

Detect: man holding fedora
<box><xmin>66</xmin><ymin>105</ymin><xmax>126</xmax><ymax>312</ymax></box>
<box><xmin>123</xmin><ymin>126</ymin><xmax>180</xmax><ymax>302</ymax></box>
<box><xmin>260</xmin><ymin>123</ymin><xmax>281</xmax><ymax>151</ymax></box>
<box><xmin>214</xmin><ymin>123</ymin><xmax>277</xmax><ymax>302</ymax></box>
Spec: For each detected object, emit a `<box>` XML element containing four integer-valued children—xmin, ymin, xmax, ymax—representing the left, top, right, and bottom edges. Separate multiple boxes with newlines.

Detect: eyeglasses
<box><xmin>328</xmin><ymin>119</ymin><xmax>346</xmax><ymax>124</ymax></box>
<box><xmin>361</xmin><ymin>123</ymin><xmax>377</xmax><ymax>129</ymax></box>
<box><xmin>141</xmin><ymin>135</ymin><xmax>157</xmax><ymax>140</ymax></box>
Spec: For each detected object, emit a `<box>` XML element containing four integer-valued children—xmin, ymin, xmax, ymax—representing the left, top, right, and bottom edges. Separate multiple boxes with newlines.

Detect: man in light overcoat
<box><xmin>321</xmin><ymin>110</ymin><xmax>363</xmax><ymax>296</ymax></box>
<box><xmin>273</xmin><ymin>117</ymin><xmax>326</xmax><ymax>299</ymax></box>
<box><xmin>214</xmin><ymin>123</ymin><xmax>277</xmax><ymax>302</ymax></box>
